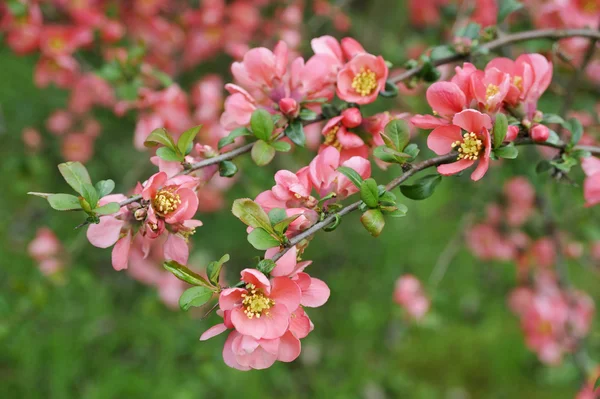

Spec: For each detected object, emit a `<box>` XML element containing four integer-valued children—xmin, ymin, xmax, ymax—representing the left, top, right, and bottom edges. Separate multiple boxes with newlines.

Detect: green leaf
<box><xmin>94</xmin><ymin>202</ymin><xmax>120</xmax><ymax>215</ymax></box>
<box><xmin>207</xmin><ymin>254</ymin><xmax>229</xmax><ymax>286</ymax></box>
<box><xmin>568</xmin><ymin>118</ymin><xmax>583</xmax><ymax>147</ymax></box>
<box><xmin>268</xmin><ymin>208</ymin><xmax>287</xmax><ymax>225</ymax></box>
<box><xmin>47</xmin><ymin>194</ymin><xmax>82</xmax><ymax>211</ymax></box>
<box><xmin>163</xmin><ymin>260</ymin><xmax>211</xmax><ymax>286</ymax></box>
<box><xmin>271</xmin><ymin>141</ymin><xmax>292</xmax><ymax>152</ymax></box>
<box><xmin>494</xmin><ymin>143</ymin><xmax>519</xmax><ymax>159</ymax></box>
<box><xmin>144</xmin><ymin>128</ymin><xmax>176</xmax><ymax>149</ymax></box>
<box><xmin>156</xmin><ymin>146</ymin><xmax>183</xmax><ymax>162</ymax></box>
<box><xmin>400</xmin><ymin>174</ymin><xmax>442</xmax><ymax>200</ymax></box>
<box><xmin>248</xmin><ymin>228</ymin><xmax>281</xmax><ymax>250</ymax></box>
<box><xmin>360</xmin><ymin>178</ymin><xmax>380</xmax><ymax>208</ymax></box>
<box><xmin>250</xmin><ymin>109</ymin><xmax>274</xmax><ymax>141</ymax></box>
<box><xmin>232</xmin><ymin>198</ymin><xmax>275</xmax><ymax>234</ymax></box>
<box><xmin>541</xmin><ymin>113</ymin><xmax>566</xmax><ymax>126</ymax></box>
<box><xmin>550</xmin><ymin>154</ymin><xmax>578</xmax><ymax>173</ymax></box>
<box><xmin>373</xmin><ymin>146</ymin><xmax>398</xmax><ymax>163</ymax></box>
<box><xmin>95</xmin><ymin>180</ymin><xmax>115</xmax><ymax>198</ymax></box>
<box><xmin>382</xmin><ymin>119</ymin><xmax>410</xmax><ymax>151</ymax></box>
<box><xmin>546</xmin><ymin>129</ymin><xmax>561</xmax><ymax>145</ymax></box>
<box><xmin>257</xmin><ymin>259</ymin><xmax>277</xmax><ymax>275</ymax></box>
<box><xmin>457</xmin><ymin>22</ymin><xmax>481</xmax><ymax>39</ymax></box>
<box><xmin>273</xmin><ymin>214</ymin><xmax>301</xmax><ymax>236</ymax></box>
<box><xmin>218</xmin><ymin>127</ymin><xmax>252</xmax><ymax>149</ymax></box>
<box><xmin>179</xmin><ymin>286</ymin><xmax>214</xmax><ymax>311</ymax></box>
<box><xmin>251</xmin><ymin>140</ymin><xmax>276</xmax><ymax>166</ymax></box>
<box><xmin>379</xmin><ymin>81</ymin><xmax>399</xmax><ymax>98</ymax></box>
<box><xmin>492</xmin><ymin>113</ymin><xmax>508</xmax><ymax>149</ymax></box>
<box><xmin>497</xmin><ymin>0</ymin><xmax>523</xmax><ymax>23</ymax></box>
<box><xmin>419</xmin><ymin>60</ymin><xmax>441</xmax><ymax>82</ymax></box>
<box><xmin>219</xmin><ymin>161</ymin><xmax>238</xmax><ymax>177</ymax></box>
<box><xmin>536</xmin><ymin>160</ymin><xmax>553</xmax><ymax>174</ymax></box>
<box><xmin>7</xmin><ymin>1</ymin><xmax>28</xmax><ymax>17</ymax></box>
<box><xmin>58</xmin><ymin>162</ymin><xmax>92</xmax><ymax>196</ymax></box>
<box><xmin>285</xmin><ymin>120</ymin><xmax>306</xmax><ymax>147</ymax></box>
<box><xmin>384</xmin><ymin>203</ymin><xmax>408</xmax><ymax>217</ymax></box>
<box><xmin>28</xmin><ymin>192</ymin><xmax>53</xmax><ymax>199</ymax></box>
<box><xmin>403</xmin><ymin>143</ymin><xmax>420</xmax><ymax>160</ymax></box>
<box><xmin>177</xmin><ymin>125</ymin><xmax>201</xmax><ymax>155</ymax></box>
<box><xmin>81</xmin><ymin>183</ymin><xmax>99</xmax><ymax>209</ymax></box>
<box><xmin>360</xmin><ymin>209</ymin><xmax>385</xmax><ymax>237</ymax></box>
<box><xmin>337</xmin><ymin>166</ymin><xmax>364</xmax><ymax>189</ymax></box>
<box><xmin>299</xmin><ymin>108</ymin><xmax>319</xmax><ymax>121</ymax></box>
<box><xmin>430</xmin><ymin>45</ymin><xmax>457</xmax><ymax>61</ymax></box>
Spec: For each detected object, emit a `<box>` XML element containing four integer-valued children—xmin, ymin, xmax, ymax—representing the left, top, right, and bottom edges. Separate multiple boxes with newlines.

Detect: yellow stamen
<box><xmin>351</xmin><ymin>67</ymin><xmax>377</xmax><ymax>97</ymax></box>
<box><xmin>583</xmin><ymin>0</ymin><xmax>597</xmax><ymax>13</ymax></box>
<box><xmin>152</xmin><ymin>188</ymin><xmax>181</xmax><ymax>216</ymax></box>
<box><xmin>451</xmin><ymin>132</ymin><xmax>483</xmax><ymax>161</ymax></box>
<box><xmin>324</xmin><ymin>125</ymin><xmax>342</xmax><ymax>150</ymax></box>
<box><xmin>241</xmin><ymin>284</ymin><xmax>274</xmax><ymax>319</ymax></box>
<box><xmin>486</xmin><ymin>83</ymin><xmax>500</xmax><ymax>100</ymax></box>
<box><xmin>49</xmin><ymin>38</ymin><xmax>65</xmax><ymax>51</ymax></box>
<box><xmin>513</xmin><ymin>76</ymin><xmax>523</xmax><ymax>91</ymax></box>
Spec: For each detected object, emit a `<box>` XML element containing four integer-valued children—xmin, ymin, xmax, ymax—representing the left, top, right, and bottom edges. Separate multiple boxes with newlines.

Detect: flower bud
<box><xmin>341</xmin><ymin>108</ymin><xmax>362</xmax><ymax>128</ymax></box>
<box><xmin>533</xmin><ymin>110</ymin><xmax>543</xmax><ymax>123</ymax></box>
<box><xmin>279</xmin><ymin>97</ymin><xmax>299</xmax><ymax>118</ymax></box>
<box><xmin>531</xmin><ymin>124</ymin><xmax>549</xmax><ymax>142</ymax></box>
<box><xmin>522</xmin><ymin>118</ymin><xmax>532</xmax><ymax>129</ymax></box>
<box><xmin>505</xmin><ymin>125</ymin><xmax>519</xmax><ymax>142</ymax></box>
<box><xmin>134</xmin><ymin>208</ymin><xmax>147</xmax><ymax>221</ymax></box>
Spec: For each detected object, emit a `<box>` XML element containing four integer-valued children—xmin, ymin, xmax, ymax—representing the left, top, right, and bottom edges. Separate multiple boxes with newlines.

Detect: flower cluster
<box><xmin>393</xmin><ymin>275</ymin><xmax>430</xmax><ymax>321</ymax></box>
<box><xmin>200</xmin><ymin>247</ymin><xmax>329</xmax><ymax>370</ymax></box>
<box><xmin>412</xmin><ymin>54</ymin><xmax>552</xmax><ymax>180</ymax></box>
<box><xmin>28</xmin><ymin>227</ymin><xmax>66</xmax><ymax>276</ymax></box>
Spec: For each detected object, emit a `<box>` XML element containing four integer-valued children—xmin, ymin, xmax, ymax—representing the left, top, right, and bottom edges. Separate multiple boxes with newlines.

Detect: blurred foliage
<box><xmin>2</xmin><ymin>1</ymin><xmax>600</xmax><ymax>398</ymax></box>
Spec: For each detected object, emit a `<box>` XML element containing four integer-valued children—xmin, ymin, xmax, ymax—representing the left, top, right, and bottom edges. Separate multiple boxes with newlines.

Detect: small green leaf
<box><xmin>219</xmin><ymin>161</ymin><xmax>238</xmax><ymax>177</ymax></box>
<box><xmin>95</xmin><ymin>180</ymin><xmax>115</xmax><ymax>198</ymax></box>
<box><xmin>494</xmin><ymin>143</ymin><xmax>519</xmax><ymax>159</ymax></box>
<box><xmin>273</xmin><ymin>214</ymin><xmax>301</xmax><ymax>236</ymax></box>
<box><xmin>373</xmin><ymin>146</ymin><xmax>398</xmax><ymax>163</ymax></box>
<box><xmin>250</xmin><ymin>109</ymin><xmax>275</xmax><ymax>141</ymax></box>
<box><xmin>207</xmin><ymin>254</ymin><xmax>229</xmax><ymax>286</ymax></box>
<box><xmin>360</xmin><ymin>209</ymin><xmax>385</xmax><ymax>237</ymax></box>
<box><xmin>360</xmin><ymin>178</ymin><xmax>380</xmax><ymax>208</ymax></box>
<box><xmin>268</xmin><ymin>208</ymin><xmax>287</xmax><ymax>225</ymax></box>
<box><xmin>248</xmin><ymin>228</ymin><xmax>281</xmax><ymax>250</ymax></box>
<box><xmin>541</xmin><ymin>113</ymin><xmax>566</xmax><ymax>126</ymax></box>
<box><xmin>536</xmin><ymin>160</ymin><xmax>553</xmax><ymax>174</ymax></box>
<box><xmin>419</xmin><ymin>60</ymin><xmax>441</xmax><ymax>82</ymax></box>
<box><xmin>257</xmin><ymin>259</ymin><xmax>277</xmax><ymax>275</ymax></box>
<box><xmin>218</xmin><ymin>127</ymin><xmax>252</xmax><ymax>149</ymax></box>
<box><xmin>403</xmin><ymin>143</ymin><xmax>420</xmax><ymax>160</ymax></box>
<box><xmin>164</xmin><ymin>261</ymin><xmax>211</xmax><ymax>286</ymax></box>
<box><xmin>400</xmin><ymin>174</ymin><xmax>442</xmax><ymax>200</ymax></box>
<box><xmin>568</xmin><ymin>118</ymin><xmax>583</xmax><ymax>147</ymax></box>
<box><xmin>58</xmin><ymin>162</ymin><xmax>92</xmax><ymax>196</ymax></box>
<box><xmin>47</xmin><ymin>194</ymin><xmax>82</xmax><ymax>211</ymax></box>
<box><xmin>94</xmin><ymin>202</ymin><xmax>120</xmax><ymax>215</ymax></box>
<box><xmin>457</xmin><ymin>22</ymin><xmax>481</xmax><ymax>39</ymax></box>
<box><xmin>251</xmin><ymin>140</ymin><xmax>276</xmax><ymax>166</ymax></box>
<box><xmin>430</xmin><ymin>45</ymin><xmax>457</xmax><ymax>61</ymax></box>
<box><xmin>156</xmin><ymin>147</ymin><xmax>183</xmax><ymax>162</ymax></box>
<box><xmin>285</xmin><ymin>120</ymin><xmax>306</xmax><ymax>147</ymax></box>
<box><xmin>497</xmin><ymin>0</ymin><xmax>523</xmax><ymax>23</ymax></box>
<box><xmin>299</xmin><ymin>108</ymin><xmax>319</xmax><ymax>121</ymax></box>
<box><xmin>384</xmin><ymin>203</ymin><xmax>408</xmax><ymax>217</ymax></box>
<box><xmin>177</xmin><ymin>125</ymin><xmax>201</xmax><ymax>155</ymax></box>
<box><xmin>546</xmin><ymin>129</ymin><xmax>561</xmax><ymax>145</ymax></box>
<box><xmin>382</xmin><ymin>119</ymin><xmax>410</xmax><ymax>151</ymax></box>
<box><xmin>28</xmin><ymin>192</ymin><xmax>53</xmax><ymax>199</ymax></box>
<box><xmin>81</xmin><ymin>183</ymin><xmax>99</xmax><ymax>209</ymax></box>
<box><xmin>144</xmin><ymin>128</ymin><xmax>176</xmax><ymax>149</ymax></box>
<box><xmin>179</xmin><ymin>286</ymin><xmax>214</xmax><ymax>311</ymax></box>
<box><xmin>337</xmin><ymin>166</ymin><xmax>364</xmax><ymax>189</ymax></box>
<box><xmin>379</xmin><ymin>81</ymin><xmax>399</xmax><ymax>98</ymax></box>
<box><xmin>271</xmin><ymin>141</ymin><xmax>292</xmax><ymax>152</ymax></box>
<box><xmin>232</xmin><ymin>198</ymin><xmax>275</xmax><ymax>234</ymax></box>
<box><xmin>550</xmin><ymin>154</ymin><xmax>578</xmax><ymax>173</ymax></box>
<box><xmin>492</xmin><ymin>113</ymin><xmax>508</xmax><ymax>149</ymax></box>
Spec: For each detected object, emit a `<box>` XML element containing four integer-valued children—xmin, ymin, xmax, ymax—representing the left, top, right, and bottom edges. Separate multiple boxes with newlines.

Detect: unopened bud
<box><xmin>531</xmin><ymin>124</ymin><xmax>550</xmax><ymax>142</ymax></box>
<box><xmin>533</xmin><ymin>110</ymin><xmax>543</xmax><ymax>123</ymax></box>
<box><xmin>279</xmin><ymin>97</ymin><xmax>299</xmax><ymax>118</ymax></box>
<box><xmin>505</xmin><ymin>125</ymin><xmax>519</xmax><ymax>142</ymax></box>
<box><xmin>341</xmin><ymin>108</ymin><xmax>362</xmax><ymax>128</ymax></box>
<box><xmin>522</xmin><ymin>118</ymin><xmax>532</xmax><ymax>129</ymax></box>
<box><xmin>134</xmin><ymin>208</ymin><xmax>147</xmax><ymax>221</ymax></box>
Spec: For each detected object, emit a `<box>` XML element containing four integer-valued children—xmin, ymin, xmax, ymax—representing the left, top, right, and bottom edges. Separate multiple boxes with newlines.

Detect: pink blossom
<box><xmin>336</xmin><ymin>53</ymin><xmax>388</xmax><ymax>104</ymax></box>
<box><xmin>427</xmin><ymin>109</ymin><xmax>492</xmax><ymax>181</ymax></box>
<box><xmin>61</xmin><ymin>133</ymin><xmax>94</xmax><ymax>163</ymax></box>
<box><xmin>141</xmin><ymin>172</ymin><xmax>199</xmax><ymax>225</ymax></box>
<box><xmin>466</xmin><ymin>224</ymin><xmax>517</xmax><ymax>261</ymax></box>
<box><xmin>411</xmin><ymin>81</ymin><xmax>467</xmax><ymax>129</ymax></box>
<box><xmin>22</xmin><ymin>127</ymin><xmax>42</xmax><ymax>152</ymax></box>
<box><xmin>470</xmin><ymin>67</ymin><xmax>511</xmax><ymax>112</ymax></box>
<box><xmin>531</xmin><ymin>124</ymin><xmax>550</xmax><ymax>142</ymax></box>
<box><xmin>319</xmin><ymin>115</ymin><xmax>368</xmax><ymax>159</ymax></box>
<box><xmin>34</xmin><ymin>56</ymin><xmax>79</xmax><ymax>89</ymax></box>
<box><xmin>221</xmin><ymin>329</ymin><xmax>301</xmax><ymax>370</ymax></box>
<box><xmin>393</xmin><ymin>275</ymin><xmax>430</xmax><ymax>321</ymax></box>
<box><xmin>582</xmin><ymin>157</ymin><xmax>600</xmax><ymax>207</ymax></box>
<box><xmin>46</xmin><ymin>110</ymin><xmax>74</xmax><ymax>136</ymax></box>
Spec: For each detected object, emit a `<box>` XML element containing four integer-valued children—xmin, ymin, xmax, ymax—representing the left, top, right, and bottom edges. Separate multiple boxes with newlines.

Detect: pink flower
<box><xmin>219</xmin><ymin>269</ymin><xmax>301</xmax><ymax>340</ymax></box>
<box><xmin>393</xmin><ymin>275</ymin><xmax>430</xmax><ymax>321</ymax></box>
<box><xmin>308</xmin><ymin>146</ymin><xmax>371</xmax><ymax>199</ymax></box>
<box><xmin>86</xmin><ymin>194</ymin><xmax>132</xmax><ymax>271</ymax></box>
<box><xmin>411</xmin><ymin>81</ymin><xmax>467</xmax><ymax>129</ymax></box>
<box><xmin>336</xmin><ymin>53</ymin><xmax>388</xmax><ymax>104</ymax></box>
<box><xmin>504</xmin><ymin>177</ymin><xmax>536</xmax><ymax>227</ymax></box>
<box><xmin>34</xmin><ymin>55</ymin><xmax>79</xmax><ymax>89</ymax></box>
<box><xmin>141</xmin><ymin>172</ymin><xmax>199</xmax><ymax>225</ymax></box>
<box><xmin>28</xmin><ymin>227</ymin><xmax>62</xmax><ymax>263</ymax></box>
<box><xmin>22</xmin><ymin>127</ymin><xmax>42</xmax><ymax>152</ymax></box>
<box><xmin>319</xmin><ymin>115</ymin><xmax>367</xmax><ymax>158</ymax></box>
<box><xmin>255</xmin><ymin>169</ymin><xmax>316</xmax><ymax>212</ymax></box>
<box><xmin>61</xmin><ymin>133</ymin><xmax>94</xmax><ymax>163</ymax></box>
<box><xmin>427</xmin><ymin>109</ymin><xmax>492</xmax><ymax>181</ymax></box>
<box><xmin>221</xmin><ymin>329</ymin><xmax>301</xmax><ymax>370</ymax></box>
<box><xmin>582</xmin><ymin>157</ymin><xmax>600</xmax><ymax>207</ymax></box>
<box><xmin>470</xmin><ymin>67</ymin><xmax>511</xmax><ymax>112</ymax></box>
<box><xmin>466</xmin><ymin>224</ymin><xmax>517</xmax><ymax>261</ymax></box>
<box><xmin>46</xmin><ymin>110</ymin><xmax>73</xmax><ymax>136</ymax></box>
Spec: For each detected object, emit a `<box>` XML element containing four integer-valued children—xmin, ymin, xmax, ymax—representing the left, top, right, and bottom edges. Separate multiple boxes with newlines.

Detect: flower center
<box><xmin>451</xmin><ymin>132</ymin><xmax>483</xmax><ymax>161</ymax></box>
<box><xmin>486</xmin><ymin>83</ymin><xmax>500</xmax><ymax>100</ymax></box>
<box><xmin>582</xmin><ymin>0</ymin><xmax>597</xmax><ymax>13</ymax></box>
<box><xmin>152</xmin><ymin>188</ymin><xmax>181</xmax><ymax>216</ymax></box>
<box><xmin>513</xmin><ymin>76</ymin><xmax>523</xmax><ymax>91</ymax></box>
<box><xmin>351</xmin><ymin>67</ymin><xmax>377</xmax><ymax>97</ymax></box>
<box><xmin>323</xmin><ymin>125</ymin><xmax>342</xmax><ymax>150</ymax></box>
<box><xmin>241</xmin><ymin>284</ymin><xmax>274</xmax><ymax>319</ymax></box>
<box><xmin>49</xmin><ymin>38</ymin><xmax>65</xmax><ymax>51</ymax></box>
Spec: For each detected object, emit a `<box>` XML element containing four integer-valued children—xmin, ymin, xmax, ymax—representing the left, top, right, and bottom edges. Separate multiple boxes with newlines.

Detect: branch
<box><xmin>389</xmin><ymin>28</ymin><xmax>600</xmax><ymax>84</ymax></box>
<box><xmin>514</xmin><ymin>138</ymin><xmax>600</xmax><ymax>156</ymax></box>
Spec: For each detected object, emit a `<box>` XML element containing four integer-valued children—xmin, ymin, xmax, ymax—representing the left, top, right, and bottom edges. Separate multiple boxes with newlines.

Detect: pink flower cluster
<box><xmin>393</xmin><ymin>275</ymin><xmax>430</xmax><ymax>321</ymax></box>
<box><xmin>28</xmin><ymin>227</ymin><xmax>65</xmax><ymax>276</ymax></box>
<box><xmin>509</xmin><ymin>273</ymin><xmax>594</xmax><ymax>365</ymax></box>
<box><xmin>200</xmin><ymin>247</ymin><xmax>329</xmax><ymax>370</ymax></box>
<box><xmin>412</xmin><ymin>54</ymin><xmax>552</xmax><ymax>180</ymax></box>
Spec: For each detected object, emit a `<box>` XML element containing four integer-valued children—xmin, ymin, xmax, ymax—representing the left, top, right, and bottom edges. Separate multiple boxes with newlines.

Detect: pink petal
<box><xmin>452</xmin><ymin>109</ymin><xmax>492</xmax><ymax>133</ymax></box>
<box><xmin>426</xmin><ymin>81</ymin><xmax>466</xmax><ymax>117</ymax></box>
<box><xmin>87</xmin><ymin>217</ymin><xmax>125</xmax><ymax>248</ymax></box>
<box><xmin>223</xmin><ymin>331</ymin><xmax>250</xmax><ymax>371</ymax></box>
<box><xmin>410</xmin><ymin>114</ymin><xmax>449</xmax><ymax>129</ymax></box>
<box><xmin>437</xmin><ymin>159</ymin><xmax>475</xmax><ymax>175</ymax></box>
<box><xmin>267</xmin><ymin>246</ymin><xmax>298</xmax><ymax>277</ymax></box>
<box><xmin>261</xmin><ymin>304</ymin><xmax>290</xmax><ymax>339</ymax></box>
<box><xmin>277</xmin><ymin>331</ymin><xmax>301</xmax><ymax>362</ymax></box>
<box><xmin>219</xmin><ymin>288</ymin><xmax>245</xmax><ymax>311</ymax></box>
<box><xmin>240</xmin><ymin>268</ymin><xmax>271</xmax><ymax>293</ymax></box>
<box><xmin>270</xmin><ymin>277</ymin><xmax>302</xmax><ymax>312</ymax></box>
<box><xmin>337</xmin><ymin>128</ymin><xmax>364</xmax><ymax>148</ymax></box>
<box><xmin>200</xmin><ymin>323</ymin><xmax>228</xmax><ymax>341</ymax></box>
<box><xmin>164</xmin><ymin>234</ymin><xmax>189</xmax><ymax>265</ymax></box>
<box><xmin>141</xmin><ymin>172</ymin><xmax>167</xmax><ymax>200</ymax></box>
<box><xmin>427</xmin><ymin>125</ymin><xmax>462</xmax><ymax>155</ymax></box>
<box><xmin>111</xmin><ymin>232</ymin><xmax>131</xmax><ymax>271</ymax></box>
<box><xmin>470</xmin><ymin>129</ymin><xmax>491</xmax><ymax>181</ymax></box>
<box><xmin>230</xmin><ymin>307</ymin><xmax>267</xmax><ymax>339</ymax></box>
<box><xmin>301</xmin><ymin>277</ymin><xmax>330</xmax><ymax>308</ymax></box>
<box><xmin>582</xmin><ymin>157</ymin><xmax>600</xmax><ymax>177</ymax></box>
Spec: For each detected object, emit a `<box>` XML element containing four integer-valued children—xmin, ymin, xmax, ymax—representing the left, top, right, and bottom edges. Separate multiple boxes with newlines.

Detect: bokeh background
<box><xmin>2</xmin><ymin>1</ymin><xmax>600</xmax><ymax>398</ymax></box>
